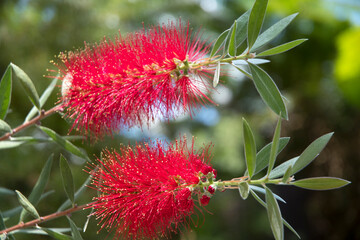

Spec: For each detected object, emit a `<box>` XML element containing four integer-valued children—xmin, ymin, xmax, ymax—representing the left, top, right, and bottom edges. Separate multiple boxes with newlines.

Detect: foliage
<box><xmin>0</xmin><ymin>0</ymin><xmax>357</xmax><ymax>239</ymax></box>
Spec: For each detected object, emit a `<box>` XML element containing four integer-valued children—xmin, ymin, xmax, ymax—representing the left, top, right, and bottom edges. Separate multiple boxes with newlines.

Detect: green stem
<box><xmin>195</xmin><ymin>177</ymin><xmax>284</xmax><ymax>190</ymax></box>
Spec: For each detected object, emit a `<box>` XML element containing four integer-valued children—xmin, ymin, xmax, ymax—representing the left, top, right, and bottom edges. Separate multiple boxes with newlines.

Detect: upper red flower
<box><xmin>87</xmin><ymin>137</ymin><xmax>216</xmax><ymax>240</ymax></box>
<box><xmin>56</xmin><ymin>21</ymin><xmax>215</xmax><ymax>138</ymax></box>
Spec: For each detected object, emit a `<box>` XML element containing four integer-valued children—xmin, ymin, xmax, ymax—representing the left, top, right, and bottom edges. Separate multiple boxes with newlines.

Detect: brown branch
<box><xmin>0</xmin><ymin>104</ymin><xmax>63</xmax><ymax>142</ymax></box>
<box><xmin>0</xmin><ymin>203</ymin><xmax>90</xmax><ymax>235</ymax></box>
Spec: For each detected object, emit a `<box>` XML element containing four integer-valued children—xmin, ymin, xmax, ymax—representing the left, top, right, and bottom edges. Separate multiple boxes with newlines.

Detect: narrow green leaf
<box><xmin>242</xmin><ymin>118</ymin><xmax>257</xmax><ymax>178</ymax></box>
<box><xmin>265</xmin><ymin>187</ymin><xmax>284</xmax><ymax>240</ymax></box>
<box><xmin>60</xmin><ymin>155</ymin><xmax>75</xmax><ymax>206</ymax></box>
<box><xmin>248</xmin><ymin>62</ymin><xmax>288</xmax><ymax>119</ymax></box>
<box><xmin>292</xmin><ymin>177</ymin><xmax>350</xmax><ymax>190</ymax></box>
<box><xmin>38</xmin><ymin>126</ymin><xmax>88</xmax><ymax>160</ymax></box>
<box><xmin>0</xmin><ymin>141</ymin><xmax>25</xmax><ymax>149</ymax></box>
<box><xmin>0</xmin><ymin>187</ymin><xmax>15</xmax><ymax>196</ymax></box>
<box><xmin>67</xmin><ymin>217</ymin><xmax>83</xmax><ymax>240</ymax></box>
<box><xmin>0</xmin><ymin>119</ymin><xmax>11</xmax><ymax>136</ymax></box>
<box><xmin>0</xmin><ymin>212</ymin><xmax>6</xmax><ymax>231</ymax></box>
<box><xmin>25</xmin><ymin>77</ymin><xmax>58</xmax><ymax>122</ymax></box>
<box><xmin>36</xmin><ymin>227</ymin><xmax>72</xmax><ymax>240</ymax></box>
<box><xmin>281</xmin><ymin>165</ymin><xmax>293</xmax><ymax>183</ymax></box>
<box><xmin>238</xmin><ymin>182</ymin><xmax>249</xmax><ymax>200</ymax></box>
<box><xmin>213</xmin><ymin>62</ymin><xmax>221</xmax><ymax>88</ymax></box>
<box><xmin>83</xmin><ymin>209</ymin><xmax>93</xmax><ymax>232</ymax></box>
<box><xmin>0</xmin><ymin>64</ymin><xmax>12</xmax><ymax>120</ymax></box>
<box><xmin>15</xmin><ymin>190</ymin><xmax>40</xmax><ymax>219</ymax></box>
<box><xmin>253</xmin><ymin>137</ymin><xmax>290</xmax><ymax>175</ymax></box>
<box><xmin>234</xmin><ymin>10</ymin><xmax>251</xmax><ymax>48</ymax></box>
<box><xmin>0</xmin><ymin>212</ymin><xmax>14</xmax><ymax>240</ymax></box>
<box><xmin>247</xmin><ymin>0</ymin><xmax>268</xmax><ymax>50</ymax></box>
<box><xmin>20</xmin><ymin>155</ymin><xmax>53</xmax><ymax>221</ymax></box>
<box><xmin>269</xmin><ymin>157</ymin><xmax>298</xmax><ymax>179</ymax></box>
<box><xmin>250</xmin><ymin>185</ymin><xmax>286</xmax><ymax>203</ymax></box>
<box><xmin>250</xmin><ymin>190</ymin><xmax>300</xmax><ymax>239</ymax></box>
<box><xmin>210</xmin><ymin>29</ymin><xmax>230</xmax><ymax>57</ymax></box>
<box><xmin>232</xmin><ymin>64</ymin><xmax>253</xmax><ymax>79</ymax></box>
<box><xmin>267</xmin><ymin>118</ymin><xmax>282</xmax><ymax>177</ymax></box>
<box><xmin>251</xmin><ymin>13</ymin><xmax>298</xmax><ymax>51</ymax></box>
<box><xmin>8</xmin><ymin>136</ymin><xmax>51</xmax><ymax>143</ymax></box>
<box><xmin>228</xmin><ymin>20</ymin><xmax>237</xmax><ymax>57</ymax></box>
<box><xmin>10</xmin><ymin>63</ymin><xmax>40</xmax><ymax>110</ymax></box>
<box><xmin>57</xmin><ymin>174</ymin><xmax>92</xmax><ymax>212</ymax></box>
<box><xmin>250</xmin><ymin>189</ymin><xmax>267</xmax><ymax>207</ymax></box>
<box><xmin>283</xmin><ymin>219</ymin><xmax>301</xmax><ymax>239</ymax></box>
<box><xmin>291</xmin><ymin>132</ymin><xmax>333</xmax><ymax>175</ymax></box>
<box><xmin>3</xmin><ymin>191</ymin><xmax>54</xmax><ymax>219</ymax></box>
<box><xmin>257</xmin><ymin>39</ymin><xmax>308</xmax><ymax>57</ymax></box>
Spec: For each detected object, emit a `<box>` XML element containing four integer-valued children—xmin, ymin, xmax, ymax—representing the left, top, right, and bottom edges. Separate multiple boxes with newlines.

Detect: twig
<box><xmin>0</xmin><ymin>104</ymin><xmax>63</xmax><ymax>142</ymax></box>
<box><xmin>0</xmin><ymin>203</ymin><xmax>90</xmax><ymax>235</ymax></box>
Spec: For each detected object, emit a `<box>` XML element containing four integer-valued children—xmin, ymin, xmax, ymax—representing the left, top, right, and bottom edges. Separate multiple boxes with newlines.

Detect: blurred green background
<box><xmin>1</xmin><ymin>0</ymin><xmax>359</xmax><ymax>239</ymax></box>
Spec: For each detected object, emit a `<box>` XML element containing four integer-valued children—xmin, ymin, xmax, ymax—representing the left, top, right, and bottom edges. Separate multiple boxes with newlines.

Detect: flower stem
<box><xmin>0</xmin><ymin>203</ymin><xmax>89</xmax><ymax>235</ymax></box>
<box><xmin>0</xmin><ymin>104</ymin><xmax>63</xmax><ymax>142</ymax></box>
<box><xmin>198</xmin><ymin>177</ymin><xmax>284</xmax><ymax>190</ymax></box>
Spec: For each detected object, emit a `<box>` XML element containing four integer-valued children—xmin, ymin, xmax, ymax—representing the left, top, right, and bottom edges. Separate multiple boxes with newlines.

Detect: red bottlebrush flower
<box><xmin>87</xmin><ymin>138</ymin><xmax>216</xmax><ymax>239</ymax></box>
<box><xmin>56</xmin><ymin>21</ymin><xmax>216</xmax><ymax>138</ymax></box>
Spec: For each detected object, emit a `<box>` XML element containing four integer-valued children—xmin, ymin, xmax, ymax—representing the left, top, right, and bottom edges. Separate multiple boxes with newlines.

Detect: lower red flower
<box><xmin>87</xmin><ymin>138</ymin><xmax>216</xmax><ymax>239</ymax></box>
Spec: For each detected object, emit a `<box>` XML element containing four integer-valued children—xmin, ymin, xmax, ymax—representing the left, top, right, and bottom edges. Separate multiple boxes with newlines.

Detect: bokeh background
<box><xmin>1</xmin><ymin>0</ymin><xmax>359</xmax><ymax>239</ymax></box>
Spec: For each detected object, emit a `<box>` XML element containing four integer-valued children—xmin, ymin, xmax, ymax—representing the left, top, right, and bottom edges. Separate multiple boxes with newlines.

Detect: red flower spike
<box><xmin>87</xmin><ymin>137</ymin><xmax>216</xmax><ymax>240</ymax></box>
<box><xmin>56</xmin><ymin>21</ymin><xmax>217</xmax><ymax>138</ymax></box>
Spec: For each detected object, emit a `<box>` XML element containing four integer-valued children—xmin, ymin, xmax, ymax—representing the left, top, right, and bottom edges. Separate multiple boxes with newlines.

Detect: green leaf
<box><xmin>36</xmin><ymin>227</ymin><xmax>72</xmax><ymax>240</ymax></box>
<box><xmin>228</xmin><ymin>20</ymin><xmax>237</xmax><ymax>57</ymax></box>
<box><xmin>242</xmin><ymin>118</ymin><xmax>257</xmax><ymax>178</ymax></box>
<box><xmin>210</xmin><ymin>29</ymin><xmax>230</xmax><ymax>57</ymax></box>
<box><xmin>67</xmin><ymin>217</ymin><xmax>83</xmax><ymax>240</ymax></box>
<box><xmin>247</xmin><ymin>0</ymin><xmax>268</xmax><ymax>50</ymax></box>
<box><xmin>38</xmin><ymin>126</ymin><xmax>88</xmax><ymax>160</ymax></box>
<box><xmin>20</xmin><ymin>155</ymin><xmax>53</xmax><ymax>222</ymax></box>
<box><xmin>3</xmin><ymin>191</ymin><xmax>54</xmax><ymax>219</ymax></box>
<box><xmin>232</xmin><ymin>64</ymin><xmax>253</xmax><ymax>79</ymax></box>
<box><xmin>0</xmin><ymin>212</ymin><xmax>14</xmax><ymax>240</ymax></box>
<box><xmin>25</xmin><ymin>77</ymin><xmax>58</xmax><ymax>122</ymax></box>
<box><xmin>0</xmin><ymin>64</ymin><xmax>12</xmax><ymax>120</ymax></box>
<box><xmin>267</xmin><ymin>117</ymin><xmax>281</xmax><ymax>177</ymax></box>
<box><xmin>0</xmin><ymin>141</ymin><xmax>25</xmax><ymax>149</ymax></box>
<box><xmin>0</xmin><ymin>187</ymin><xmax>15</xmax><ymax>196</ymax></box>
<box><xmin>283</xmin><ymin>219</ymin><xmax>301</xmax><ymax>239</ymax></box>
<box><xmin>0</xmin><ymin>212</ymin><xmax>6</xmax><ymax>231</ymax></box>
<box><xmin>250</xmin><ymin>190</ymin><xmax>300</xmax><ymax>239</ymax></box>
<box><xmin>234</xmin><ymin>10</ymin><xmax>251</xmax><ymax>48</ymax></box>
<box><xmin>60</xmin><ymin>155</ymin><xmax>75</xmax><ymax>206</ymax></box>
<box><xmin>15</xmin><ymin>190</ymin><xmax>40</xmax><ymax>219</ymax></box>
<box><xmin>257</xmin><ymin>39</ymin><xmax>308</xmax><ymax>57</ymax></box>
<box><xmin>57</xmin><ymin>174</ymin><xmax>92</xmax><ymax>212</ymax></box>
<box><xmin>253</xmin><ymin>137</ymin><xmax>290</xmax><ymax>175</ymax></box>
<box><xmin>269</xmin><ymin>157</ymin><xmax>298</xmax><ymax>179</ymax></box>
<box><xmin>265</xmin><ymin>187</ymin><xmax>284</xmax><ymax>240</ymax></box>
<box><xmin>281</xmin><ymin>165</ymin><xmax>293</xmax><ymax>183</ymax></box>
<box><xmin>248</xmin><ymin>62</ymin><xmax>288</xmax><ymax>119</ymax></box>
<box><xmin>238</xmin><ymin>182</ymin><xmax>249</xmax><ymax>200</ymax></box>
<box><xmin>213</xmin><ymin>61</ymin><xmax>221</xmax><ymax>88</ymax></box>
<box><xmin>0</xmin><ymin>119</ymin><xmax>11</xmax><ymax>136</ymax></box>
<box><xmin>292</xmin><ymin>177</ymin><xmax>350</xmax><ymax>190</ymax></box>
<box><xmin>10</xmin><ymin>63</ymin><xmax>40</xmax><ymax>110</ymax></box>
<box><xmin>291</xmin><ymin>132</ymin><xmax>333</xmax><ymax>175</ymax></box>
<box><xmin>250</xmin><ymin>185</ymin><xmax>286</xmax><ymax>203</ymax></box>
<box><xmin>251</xmin><ymin>13</ymin><xmax>298</xmax><ymax>51</ymax></box>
